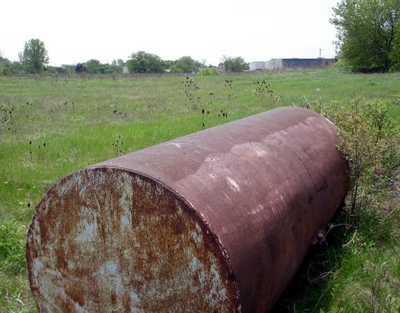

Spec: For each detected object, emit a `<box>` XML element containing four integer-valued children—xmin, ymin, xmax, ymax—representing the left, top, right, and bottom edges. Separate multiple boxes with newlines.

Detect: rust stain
<box><xmin>27</xmin><ymin>107</ymin><xmax>348</xmax><ymax>312</ymax></box>
<box><xmin>27</xmin><ymin>169</ymin><xmax>240</xmax><ymax>312</ymax></box>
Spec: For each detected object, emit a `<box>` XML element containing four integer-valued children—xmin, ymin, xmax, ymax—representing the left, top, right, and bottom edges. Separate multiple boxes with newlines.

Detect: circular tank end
<box><xmin>27</xmin><ymin>167</ymin><xmax>240</xmax><ymax>312</ymax></box>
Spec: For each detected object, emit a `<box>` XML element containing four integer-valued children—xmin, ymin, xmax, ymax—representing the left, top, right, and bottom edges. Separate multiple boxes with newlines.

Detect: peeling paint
<box><xmin>27</xmin><ymin>168</ymin><xmax>239</xmax><ymax>312</ymax></box>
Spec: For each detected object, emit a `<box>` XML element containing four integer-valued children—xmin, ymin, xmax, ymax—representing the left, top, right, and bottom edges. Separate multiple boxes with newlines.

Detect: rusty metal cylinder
<box><xmin>27</xmin><ymin>107</ymin><xmax>348</xmax><ymax>312</ymax></box>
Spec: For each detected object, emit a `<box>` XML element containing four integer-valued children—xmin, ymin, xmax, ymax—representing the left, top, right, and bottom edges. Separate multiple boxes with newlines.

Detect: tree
<box><xmin>20</xmin><ymin>39</ymin><xmax>49</xmax><ymax>73</ymax></box>
<box><xmin>223</xmin><ymin>56</ymin><xmax>249</xmax><ymax>72</ymax></box>
<box><xmin>164</xmin><ymin>60</ymin><xmax>175</xmax><ymax>70</ymax></box>
<box><xmin>85</xmin><ymin>59</ymin><xmax>102</xmax><ymax>74</ymax></box>
<box><xmin>331</xmin><ymin>0</ymin><xmax>400</xmax><ymax>72</ymax></box>
<box><xmin>171</xmin><ymin>56</ymin><xmax>203</xmax><ymax>73</ymax></box>
<box><xmin>75</xmin><ymin>63</ymin><xmax>87</xmax><ymax>73</ymax></box>
<box><xmin>111</xmin><ymin>59</ymin><xmax>125</xmax><ymax>74</ymax></box>
<box><xmin>127</xmin><ymin>51</ymin><xmax>165</xmax><ymax>73</ymax></box>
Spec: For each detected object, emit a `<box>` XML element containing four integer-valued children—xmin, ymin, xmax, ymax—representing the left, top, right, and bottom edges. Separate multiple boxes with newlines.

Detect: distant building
<box><xmin>122</xmin><ymin>67</ymin><xmax>129</xmax><ymax>74</ymax></box>
<box><xmin>249</xmin><ymin>61</ymin><xmax>266</xmax><ymax>71</ymax></box>
<box><xmin>249</xmin><ymin>58</ymin><xmax>336</xmax><ymax>71</ymax></box>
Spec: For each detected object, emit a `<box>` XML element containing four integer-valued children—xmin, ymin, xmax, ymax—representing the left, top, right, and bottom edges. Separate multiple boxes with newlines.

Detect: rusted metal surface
<box><xmin>27</xmin><ymin>107</ymin><xmax>348</xmax><ymax>312</ymax></box>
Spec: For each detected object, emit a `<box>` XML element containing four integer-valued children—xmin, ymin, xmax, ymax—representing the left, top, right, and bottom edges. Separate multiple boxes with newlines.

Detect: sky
<box><xmin>0</xmin><ymin>0</ymin><xmax>340</xmax><ymax>66</ymax></box>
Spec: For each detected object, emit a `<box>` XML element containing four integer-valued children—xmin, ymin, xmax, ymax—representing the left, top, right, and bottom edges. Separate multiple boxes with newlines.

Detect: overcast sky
<box><xmin>0</xmin><ymin>0</ymin><xmax>340</xmax><ymax>66</ymax></box>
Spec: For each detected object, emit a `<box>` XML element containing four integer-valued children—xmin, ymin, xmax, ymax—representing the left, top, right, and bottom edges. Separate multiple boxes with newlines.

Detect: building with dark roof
<box><xmin>249</xmin><ymin>58</ymin><xmax>336</xmax><ymax>71</ymax></box>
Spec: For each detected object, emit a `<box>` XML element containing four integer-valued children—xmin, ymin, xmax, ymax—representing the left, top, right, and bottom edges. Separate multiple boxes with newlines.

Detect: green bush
<box><xmin>331</xmin><ymin>99</ymin><xmax>399</xmax><ymax>212</ymax></box>
<box><xmin>170</xmin><ymin>66</ymin><xmax>184</xmax><ymax>73</ymax></box>
<box><xmin>198</xmin><ymin>68</ymin><xmax>219</xmax><ymax>76</ymax></box>
<box><xmin>299</xmin><ymin>98</ymin><xmax>400</xmax><ymax>212</ymax></box>
<box><xmin>285</xmin><ymin>98</ymin><xmax>400</xmax><ymax>312</ymax></box>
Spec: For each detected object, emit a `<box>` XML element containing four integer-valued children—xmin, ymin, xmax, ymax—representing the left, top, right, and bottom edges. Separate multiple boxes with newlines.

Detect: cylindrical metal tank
<box><xmin>27</xmin><ymin>107</ymin><xmax>348</xmax><ymax>312</ymax></box>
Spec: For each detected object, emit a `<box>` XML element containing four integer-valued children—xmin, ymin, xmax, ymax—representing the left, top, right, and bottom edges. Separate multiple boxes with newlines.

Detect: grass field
<box><xmin>0</xmin><ymin>67</ymin><xmax>399</xmax><ymax>312</ymax></box>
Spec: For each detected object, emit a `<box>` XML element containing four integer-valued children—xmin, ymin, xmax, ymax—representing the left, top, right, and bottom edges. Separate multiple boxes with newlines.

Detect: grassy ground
<box><xmin>0</xmin><ymin>67</ymin><xmax>399</xmax><ymax>312</ymax></box>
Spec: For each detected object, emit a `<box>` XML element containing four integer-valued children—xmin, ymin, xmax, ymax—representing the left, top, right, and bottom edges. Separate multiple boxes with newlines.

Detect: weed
<box><xmin>112</xmin><ymin>134</ymin><xmax>124</xmax><ymax>156</ymax></box>
<box><xmin>224</xmin><ymin>79</ymin><xmax>233</xmax><ymax>100</ymax></box>
<box><xmin>254</xmin><ymin>79</ymin><xmax>273</xmax><ymax>98</ymax></box>
<box><xmin>0</xmin><ymin>102</ymin><xmax>15</xmax><ymax>131</ymax></box>
<box><xmin>254</xmin><ymin>79</ymin><xmax>282</xmax><ymax>105</ymax></box>
<box><xmin>113</xmin><ymin>109</ymin><xmax>127</xmax><ymax>117</ymax></box>
<box><xmin>0</xmin><ymin>221</ymin><xmax>26</xmax><ymax>276</ymax></box>
<box><xmin>28</xmin><ymin>140</ymin><xmax>33</xmax><ymax>161</ymax></box>
<box><xmin>181</xmin><ymin>76</ymin><xmax>200</xmax><ymax>109</ymax></box>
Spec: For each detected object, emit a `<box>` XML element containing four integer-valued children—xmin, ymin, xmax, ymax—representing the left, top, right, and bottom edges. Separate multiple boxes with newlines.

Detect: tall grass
<box><xmin>0</xmin><ymin>67</ymin><xmax>399</xmax><ymax>311</ymax></box>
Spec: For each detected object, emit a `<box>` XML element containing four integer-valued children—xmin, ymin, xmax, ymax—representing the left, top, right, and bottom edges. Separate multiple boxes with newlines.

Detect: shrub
<box><xmin>198</xmin><ymin>68</ymin><xmax>219</xmax><ymax>76</ymax></box>
<box><xmin>300</xmin><ymin>98</ymin><xmax>400</xmax><ymax>212</ymax></box>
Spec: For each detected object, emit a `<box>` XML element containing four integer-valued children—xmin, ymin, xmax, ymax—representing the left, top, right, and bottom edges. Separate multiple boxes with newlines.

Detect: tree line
<box><xmin>2</xmin><ymin>0</ymin><xmax>399</xmax><ymax>76</ymax></box>
<box><xmin>0</xmin><ymin>40</ymin><xmax>249</xmax><ymax>76</ymax></box>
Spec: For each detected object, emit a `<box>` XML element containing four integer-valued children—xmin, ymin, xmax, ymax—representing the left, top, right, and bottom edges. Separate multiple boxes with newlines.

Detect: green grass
<box><xmin>272</xmin><ymin>197</ymin><xmax>400</xmax><ymax>312</ymax></box>
<box><xmin>0</xmin><ymin>67</ymin><xmax>399</xmax><ymax>312</ymax></box>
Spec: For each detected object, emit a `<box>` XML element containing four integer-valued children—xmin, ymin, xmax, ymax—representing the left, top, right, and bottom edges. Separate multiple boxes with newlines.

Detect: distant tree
<box><xmin>59</xmin><ymin>64</ymin><xmax>74</xmax><ymax>74</ymax></box>
<box><xmin>393</xmin><ymin>35</ymin><xmax>400</xmax><ymax>67</ymax></box>
<box><xmin>20</xmin><ymin>39</ymin><xmax>49</xmax><ymax>74</ymax></box>
<box><xmin>85</xmin><ymin>59</ymin><xmax>102</xmax><ymax>74</ymax></box>
<box><xmin>101</xmin><ymin>63</ymin><xmax>116</xmax><ymax>74</ymax></box>
<box><xmin>11</xmin><ymin>61</ymin><xmax>22</xmax><ymax>73</ymax></box>
<box><xmin>164</xmin><ymin>60</ymin><xmax>175</xmax><ymax>70</ymax></box>
<box><xmin>75</xmin><ymin>63</ymin><xmax>88</xmax><ymax>73</ymax></box>
<box><xmin>54</xmin><ymin>67</ymin><xmax>67</xmax><ymax>74</ymax></box>
<box><xmin>127</xmin><ymin>51</ymin><xmax>165</xmax><ymax>73</ymax></box>
<box><xmin>110</xmin><ymin>59</ymin><xmax>125</xmax><ymax>74</ymax></box>
<box><xmin>193</xmin><ymin>59</ymin><xmax>205</xmax><ymax>72</ymax></box>
<box><xmin>3</xmin><ymin>59</ymin><xmax>22</xmax><ymax>75</ymax></box>
<box><xmin>0</xmin><ymin>50</ymin><xmax>8</xmax><ymax>75</ymax></box>
<box><xmin>171</xmin><ymin>56</ymin><xmax>203</xmax><ymax>73</ymax></box>
<box><xmin>0</xmin><ymin>53</ymin><xmax>4</xmax><ymax>74</ymax></box>
<box><xmin>97</xmin><ymin>65</ymin><xmax>106</xmax><ymax>74</ymax></box>
<box><xmin>0</xmin><ymin>53</ymin><xmax>23</xmax><ymax>75</ymax></box>
<box><xmin>331</xmin><ymin>0</ymin><xmax>400</xmax><ymax>72</ymax></box>
<box><xmin>223</xmin><ymin>57</ymin><xmax>249</xmax><ymax>72</ymax></box>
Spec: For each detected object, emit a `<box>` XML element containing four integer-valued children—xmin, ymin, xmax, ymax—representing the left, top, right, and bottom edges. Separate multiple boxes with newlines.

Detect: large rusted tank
<box><xmin>27</xmin><ymin>107</ymin><xmax>348</xmax><ymax>312</ymax></box>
